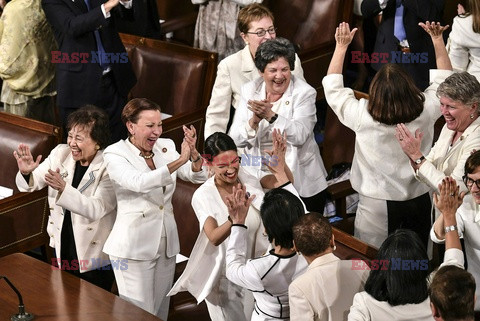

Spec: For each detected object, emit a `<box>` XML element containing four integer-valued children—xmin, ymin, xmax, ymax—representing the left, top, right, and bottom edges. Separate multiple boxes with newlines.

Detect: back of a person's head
<box><xmin>365</xmin><ymin>229</ymin><xmax>429</xmax><ymax>306</ymax></box>
<box><xmin>437</xmin><ymin>71</ymin><xmax>480</xmax><ymax>107</ymax></box>
<box><xmin>260</xmin><ymin>188</ymin><xmax>304</xmax><ymax>248</ymax></box>
<box><xmin>429</xmin><ymin>265</ymin><xmax>475</xmax><ymax>321</ymax></box>
<box><xmin>237</xmin><ymin>3</ymin><xmax>274</xmax><ymax>34</ymax></box>
<box><xmin>465</xmin><ymin>0</ymin><xmax>480</xmax><ymax>33</ymax></box>
<box><xmin>368</xmin><ymin>64</ymin><xmax>425</xmax><ymax>125</ymax></box>
<box><xmin>292</xmin><ymin>212</ymin><xmax>332</xmax><ymax>257</ymax></box>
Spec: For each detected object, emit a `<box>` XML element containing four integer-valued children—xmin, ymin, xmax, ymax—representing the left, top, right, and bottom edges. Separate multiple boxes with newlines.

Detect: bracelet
<box><xmin>444</xmin><ymin>225</ymin><xmax>458</xmax><ymax>233</ymax></box>
<box><xmin>191</xmin><ymin>155</ymin><xmax>202</xmax><ymax>163</ymax></box>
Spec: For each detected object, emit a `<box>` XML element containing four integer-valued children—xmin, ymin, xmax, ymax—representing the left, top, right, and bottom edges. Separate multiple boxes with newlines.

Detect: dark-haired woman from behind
<box><xmin>323</xmin><ymin>22</ymin><xmax>453</xmax><ymax>248</ymax></box>
<box><xmin>349</xmin><ymin>177</ymin><xmax>465</xmax><ymax>321</ymax></box>
<box><xmin>168</xmin><ymin>130</ymin><xmax>294</xmax><ymax>321</ymax></box>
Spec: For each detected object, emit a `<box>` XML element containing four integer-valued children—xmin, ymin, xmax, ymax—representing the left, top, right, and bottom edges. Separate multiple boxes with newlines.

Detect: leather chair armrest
<box><xmin>326</xmin><ymin>180</ymin><xmax>355</xmax><ymax>221</ymax></box>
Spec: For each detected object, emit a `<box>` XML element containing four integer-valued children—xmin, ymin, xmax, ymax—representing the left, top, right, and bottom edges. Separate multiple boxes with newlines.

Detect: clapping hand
<box><xmin>45</xmin><ymin>168</ymin><xmax>67</xmax><ymax>193</ymax></box>
<box><xmin>395</xmin><ymin>123</ymin><xmax>424</xmax><ymax>165</ymax></box>
<box><xmin>14</xmin><ymin>143</ymin><xmax>42</xmax><ymax>175</ymax></box>
<box><xmin>264</xmin><ymin>129</ymin><xmax>287</xmax><ymax>176</ymax></box>
<box><xmin>433</xmin><ymin>177</ymin><xmax>465</xmax><ymax>219</ymax></box>
<box><xmin>225</xmin><ymin>183</ymin><xmax>255</xmax><ymax>225</ymax></box>
<box><xmin>248</xmin><ymin>99</ymin><xmax>274</xmax><ymax>120</ymax></box>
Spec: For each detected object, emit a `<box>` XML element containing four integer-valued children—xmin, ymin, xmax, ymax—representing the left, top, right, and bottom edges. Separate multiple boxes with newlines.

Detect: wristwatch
<box><xmin>268</xmin><ymin>113</ymin><xmax>278</xmax><ymax>124</ymax></box>
<box><xmin>414</xmin><ymin>155</ymin><xmax>425</xmax><ymax>165</ymax></box>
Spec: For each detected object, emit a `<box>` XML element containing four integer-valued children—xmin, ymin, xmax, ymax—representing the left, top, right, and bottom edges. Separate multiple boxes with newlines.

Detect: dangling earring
<box><xmin>95</xmin><ymin>144</ymin><xmax>100</xmax><ymax>150</ymax></box>
<box><xmin>471</xmin><ymin>114</ymin><xmax>475</xmax><ymax>119</ymax></box>
<box><xmin>332</xmin><ymin>245</ymin><xmax>336</xmax><ymax>251</ymax></box>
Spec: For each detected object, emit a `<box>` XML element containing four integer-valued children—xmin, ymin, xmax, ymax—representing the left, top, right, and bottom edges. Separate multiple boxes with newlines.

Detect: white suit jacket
<box><xmin>204</xmin><ymin>44</ymin><xmax>304</xmax><ymax>139</ymax></box>
<box><xmin>15</xmin><ymin>145</ymin><xmax>116</xmax><ymax>272</ymax></box>
<box><xmin>229</xmin><ymin>75</ymin><xmax>328</xmax><ymax>198</ymax></box>
<box><xmin>416</xmin><ymin>116</ymin><xmax>480</xmax><ymax>193</ymax></box>
<box><xmin>102</xmin><ymin>138</ymin><xmax>207</xmax><ymax>261</ymax></box>
<box><xmin>448</xmin><ymin>15</ymin><xmax>480</xmax><ymax>82</ymax></box>
<box><xmin>322</xmin><ymin>71</ymin><xmax>452</xmax><ymax>201</ymax></box>
<box><xmin>288</xmin><ymin>253</ymin><xmax>368</xmax><ymax>321</ymax></box>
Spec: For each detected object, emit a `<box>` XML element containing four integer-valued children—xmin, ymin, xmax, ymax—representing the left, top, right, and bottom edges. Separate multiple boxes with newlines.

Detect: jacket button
<box><xmin>50</xmin><ymin>221</ymin><xmax>54</xmax><ymax>224</ymax></box>
<box><xmin>91</xmin><ymin>241</ymin><xmax>97</xmax><ymax>245</ymax></box>
<box><xmin>159</xmin><ymin>205</ymin><xmax>164</xmax><ymax>210</ymax></box>
<box><xmin>87</xmin><ymin>227</ymin><xmax>93</xmax><ymax>231</ymax></box>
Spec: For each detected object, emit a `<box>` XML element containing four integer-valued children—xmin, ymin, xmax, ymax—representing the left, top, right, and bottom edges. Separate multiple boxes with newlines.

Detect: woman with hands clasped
<box><xmin>102</xmin><ymin>98</ymin><xmax>207</xmax><ymax>319</ymax></box>
<box><xmin>323</xmin><ymin>22</ymin><xmax>453</xmax><ymax>248</ymax></box>
<box><xmin>169</xmin><ymin>129</ymin><xmax>296</xmax><ymax>321</ymax></box>
<box><xmin>15</xmin><ymin>105</ymin><xmax>116</xmax><ymax>291</ymax></box>
<box><xmin>431</xmin><ymin>151</ymin><xmax>480</xmax><ymax>310</ymax></box>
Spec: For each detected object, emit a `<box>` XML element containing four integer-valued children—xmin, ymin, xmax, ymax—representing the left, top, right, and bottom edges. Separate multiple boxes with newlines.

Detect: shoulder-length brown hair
<box><xmin>368</xmin><ymin>64</ymin><xmax>425</xmax><ymax>125</ymax></box>
<box><xmin>464</xmin><ymin>0</ymin><xmax>480</xmax><ymax>34</ymax></box>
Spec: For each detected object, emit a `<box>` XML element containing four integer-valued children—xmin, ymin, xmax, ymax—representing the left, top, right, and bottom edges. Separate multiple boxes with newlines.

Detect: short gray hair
<box><xmin>437</xmin><ymin>72</ymin><xmax>480</xmax><ymax>111</ymax></box>
<box><xmin>254</xmin><ymin>37</ymin><xmax>296</xmax><ymax>73</ymax></box>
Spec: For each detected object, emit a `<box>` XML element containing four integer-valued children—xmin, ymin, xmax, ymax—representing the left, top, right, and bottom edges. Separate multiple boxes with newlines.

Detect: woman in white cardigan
<box><xmin>15</xmin><ymin>105</ymin><xmax>116</xmax><ymax>290</ymax></box>
<box><xmin>103</xmin><ymin>98</ymin><xmax>207</xmax><ymax>320</ymax></box>
<box><xmin>323</xmin><ymin>22</ymin><xmax>452</xmax><ymax>248</ymax></box>
<box><xmin>169</xmin><ymin>130</ymin><xmax>294</xmax><ymax>321</ymax></box>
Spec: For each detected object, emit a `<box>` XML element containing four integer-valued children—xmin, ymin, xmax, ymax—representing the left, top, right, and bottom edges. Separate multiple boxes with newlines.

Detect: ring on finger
<box><xmin>450</xmin><ymin>193</ymin><xmax>455</xmax><ymax>197</ymax></box>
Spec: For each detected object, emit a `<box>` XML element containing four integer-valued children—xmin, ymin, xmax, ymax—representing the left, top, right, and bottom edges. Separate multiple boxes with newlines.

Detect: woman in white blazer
<box><xmin>447</xmin><ymin>0</ymin><xmax>480</xmax><ymax>82</ymax></box>
<box><xmin>396</xmin><ymin>72</ymin><xmax>480</xmax><ymax>202</ymax></box>
<box><xmin>229</xmin><ymin>37</ymin><xmax>328</xmax><ymax>214</ymax></box>
<box><xmin>102</xmin><ymin>98</ymin><xmax>207</xmax><ymax>320</ymax></box>
<box><xmin>169</xmin><ymin>131</ymin><xmax>294</xmax><ymax>321</ymax></box>
<box><xmin>203</xmin><ymin>3</ymin><xmax>304</xmax><ymax>139</ymax></box>
<box><xmin>323</xmin><ymin>22</ymin><xmax>452</xmax><ymax>248</ymax></box>
<box><xmin>14</xmin><ymin>106</ymin><xmax>116</xmax><ymax>290</ymax></box>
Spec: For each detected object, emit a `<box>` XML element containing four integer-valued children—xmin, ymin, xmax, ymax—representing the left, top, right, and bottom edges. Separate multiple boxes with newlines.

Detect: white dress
<box><xmin>168</xmin><ymin>167</ymin><xmax>269</xmax><ymax>321</ymax></box>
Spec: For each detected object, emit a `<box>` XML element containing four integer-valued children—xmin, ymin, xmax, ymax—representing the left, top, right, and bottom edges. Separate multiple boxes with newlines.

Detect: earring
<box><xmin>95</xmin><ymin>144</ymin><xmax>100</xmax><ymax>150</ymax></box>
<box><xmin>471</xmin><ymin>114</ymin><xmax>475</xmax><ymax>119</ymax></box>
<box><xmin>332</xmin><ymin>245</ymin><xmax>336</xmax><ymax>251</ymax></box>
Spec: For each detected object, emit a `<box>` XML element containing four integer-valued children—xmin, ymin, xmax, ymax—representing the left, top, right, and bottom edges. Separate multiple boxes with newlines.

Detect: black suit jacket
<box><xmin>361</xmin><ymin>0</ymin><xmax>445</xmax><ymax>90</ymax></box>
<box><xmin>42</xmin><ymin>0</ymin><xmax>136</xmax><ymax>108</ymax></box>
<box><xmin>116</xmin><ymin>0</ymin><xmax>161</xmax><ymax>39</ymax></box>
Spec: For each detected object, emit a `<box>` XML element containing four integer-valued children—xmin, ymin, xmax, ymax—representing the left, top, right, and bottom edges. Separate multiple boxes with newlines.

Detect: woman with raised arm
<box><xmin>322</xmin><ymin>22</ymin><xmax>452</xmax><ymax>248</ymax></box>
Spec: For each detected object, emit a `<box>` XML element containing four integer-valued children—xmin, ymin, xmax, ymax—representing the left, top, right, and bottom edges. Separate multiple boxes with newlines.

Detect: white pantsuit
<box><xmin>15</xmin><ymin>145</ymin><xmax>116</xmax><ymax>272</ymax></box>
<box><xmin>103</xmin><ymin>138</ymin><xmax>207</xmax><ymax>320</ymax></box>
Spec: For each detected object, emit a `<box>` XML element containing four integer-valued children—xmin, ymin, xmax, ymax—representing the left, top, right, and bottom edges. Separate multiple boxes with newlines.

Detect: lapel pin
<box><xmin>285</xmin><ymin>101</ymin><xmax>290</xmax><ymax>105</ymax></box>
<box><xmin>162</xmin><ymin>147</ymin><xmax>167</xmax><ymax>153</ymax></box>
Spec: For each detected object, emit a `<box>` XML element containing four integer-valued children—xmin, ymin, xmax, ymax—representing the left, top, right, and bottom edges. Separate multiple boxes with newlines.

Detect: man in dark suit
<box><xmin>361</xmin><ymin>0</ymin><xmax>445</xmax><ymax>90</ymax></box>
<box><xmin>42</xmin><ymin>0</ymin><xmax>137</xmax><ymax>142</ymax></box>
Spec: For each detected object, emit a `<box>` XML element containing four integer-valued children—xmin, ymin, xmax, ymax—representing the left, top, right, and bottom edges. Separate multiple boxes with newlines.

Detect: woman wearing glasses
<box><xmin>396</xmin><ymin>71</ymin><xmax>480</xmax><ymax>215</ymax></box>
<box><xmin>203</xmin><ymin>3</ymin><xmax>304</xmax><ymax>139</ymax></box>
<box><xmin>169</xmin><ymin>130</ymin><xmax>294</xmax><ymax>321</ymax></box>
<box><xmin>430</xmin><ymin>150</ymin><xmax>480</xmax><ymax>310</ymax></box>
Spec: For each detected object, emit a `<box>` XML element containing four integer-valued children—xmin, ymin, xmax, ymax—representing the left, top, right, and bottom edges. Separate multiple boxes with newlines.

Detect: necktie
<box><xmin>83</xmin><ymin>0</ymin><xmax>109</xmax><ymax>69</ymax></box>
<box><xmin>394</xmin><ymin>0</ymin><xmax>407</xmax><ymax>43</ymax></box>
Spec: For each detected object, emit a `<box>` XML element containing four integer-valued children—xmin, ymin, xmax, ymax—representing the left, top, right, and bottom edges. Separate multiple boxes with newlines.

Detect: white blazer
<box><xmin>15</xmin><ymin>145</ymin><xmax>116</xmax><ymax>272</ymax></box>
<box><xmin>204</xmin><ymin>45</ymin><xmax>305</xmax><ymax>139</ymax></box>
<box><xmin>416</xmin><ymin>116</ymin><xmax>480</xmax><ymax>193</ymax></box>
<box><xmin>448</xmin><ymin>15</ymin><xmax>480</xmax><ymax>82</ymax></box>
<box><xmin>288</xmin><ymin>253</ymin><xmax>368</xmax><ymax>321</ymax></box>
<box><xmin>229</xmin><ymin>76</ymin><xmax>328</xmax><ymax>198</ymax></box>
<box><xmin>102</xmin><ymin>138</ymin><xmax>207</xmax><ymax>261</ymax></box>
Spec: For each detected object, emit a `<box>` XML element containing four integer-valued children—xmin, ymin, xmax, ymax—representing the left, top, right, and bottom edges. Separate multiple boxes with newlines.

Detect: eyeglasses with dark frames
<box><xmin>246</xmin><ymin>27</ymin><xmax>277</xmax><ymax>37</ymax></box>
<box><xmin>463</xmin><ymin>175</ymin><xmax>480</xmax><ymax>189</ymax></box>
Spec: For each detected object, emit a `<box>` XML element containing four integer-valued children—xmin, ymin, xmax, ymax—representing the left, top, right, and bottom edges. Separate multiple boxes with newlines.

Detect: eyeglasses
<box><xmin>216</xmin><ymin>157</ymin><xmax>241</xmax><ymax>168</ymax></box>
<box><xmin>463</xmin><ymin>175</ymin><xmax>480</xmax><ymax>189</ymax></box>
<box><xmin>246</xmin><ymin>27</ymin><xmax>277</xmax><ymax>37</ymax></box>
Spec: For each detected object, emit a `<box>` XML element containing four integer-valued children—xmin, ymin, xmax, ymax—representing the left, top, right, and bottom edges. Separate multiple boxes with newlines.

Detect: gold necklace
<box><xmin>139</xmin><ymin>152</ymin><xmax>154</xmax><ymax>159</ymax></box>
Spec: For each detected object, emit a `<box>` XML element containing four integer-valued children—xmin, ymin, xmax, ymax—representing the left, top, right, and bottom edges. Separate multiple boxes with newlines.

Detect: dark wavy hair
<box><xmin>364</xmin><ymin>229</ymin><xmax>429</xmax><ymax>306</ymax></box>
<box><xmin>367</xmin><ymin>64</ymin><xmax>425</xmax><ymax>125</ymax></box>
<box><xmin>66</xmin><ymin>105</ymin><xmax>110</xmax><ymax>149</ymax></box>
<box><xmin>260</xmin><ymin>188</ymin><xmax>304</xmax><ymax>248</ymax></box>
<box><xmin>254</xmin><ymin>37</ymin><xmax>296</xmax><ymax>72</ymax></box>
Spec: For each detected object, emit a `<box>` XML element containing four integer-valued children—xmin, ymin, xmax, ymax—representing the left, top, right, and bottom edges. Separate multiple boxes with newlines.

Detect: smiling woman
<box><xmin>14</xmin><ymin>105</ymin><xmax>117</xmax><ymax>290</ymax></box>
<box><xmin>229</xmin><ymin>37</ymin><xmax>328</xmax><ymax>215</ymax></box>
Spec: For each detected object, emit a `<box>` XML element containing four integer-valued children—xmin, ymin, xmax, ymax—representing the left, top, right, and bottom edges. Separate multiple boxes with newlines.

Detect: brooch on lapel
<box><xmin>285</xmin><ymin>101</ymin><xmax>290</xmax><ymax>105</ymax></box>
<box><xmin>162</xmin><ymin>147</ymin><xmax>167</xmax><ymax>153</ymax></box>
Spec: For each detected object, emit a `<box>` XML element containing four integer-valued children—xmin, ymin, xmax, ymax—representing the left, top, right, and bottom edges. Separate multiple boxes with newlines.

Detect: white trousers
<box><xmin>205</xmin><ymin>276</ymin><xmax>254</xmax><ymax>321</ymax></box>
<box><xmin>354</xmin><ymin>194</ymin><xmax>388</xmax><ymax>249</ymax></box>
<box><xmin>110</xmin><ymin>234</ymin><xmax>175</xmax><ymax>320</ymax></box>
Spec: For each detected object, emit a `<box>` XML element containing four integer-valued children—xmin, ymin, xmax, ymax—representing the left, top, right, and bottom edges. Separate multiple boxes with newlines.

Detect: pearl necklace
<box><xmin>139</xmin><ymin>152</ymin><xmax>154</xmax><ymax>159</ymax></box>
